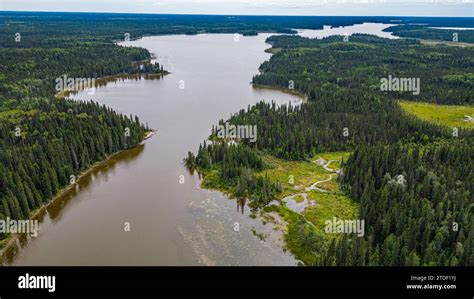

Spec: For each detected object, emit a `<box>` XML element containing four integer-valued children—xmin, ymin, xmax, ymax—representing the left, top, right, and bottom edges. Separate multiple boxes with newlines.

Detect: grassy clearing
<box><xmin>313</xmin><ymin>151</ymin><xmax>351</xmax><ymax>170</ymax></box>
<box><xmin>260</xmin><ymin>155</ymin><xmax>328</xmax><ymax>198</ymax></box>
<box><xmin>201</xmin><ymin>152</ymin><xmax>351</xmax><ymax>199</ymax></box>
<box><xmin>311</xmin><ymin>152</ymin><xmax>351</xmax><ymax>191</ymax></box>
<box><xmin>198</xmin><ymin>151</ymin><xmax>359</xmax><ymax>265</ymax></box>
<box><xmin>315</xmin><ymin>178</ymin><xmax>338</xmax><ymax>191</ymax></box>
<box><xmin>259</xmin><ymin>152</ymin><xmax>352</xmax><ymax>198</ymax></box>
<box><xmin>304</xmin><ymin>191</ymin><xmax>358</xmax><ymax>230</ymax></box>
<box><xmin>293</xmin><ymin>194</ymin><xmax>305</xmax><ymax>203</ymax></box>
<box><xmin>261</xmin><ymin>152</ymin><xmax>357</xmax><ymax>265</ymax></box>
<box><xmin>198</xmin><ymin>154</ymin><xmax>330</xmax><ymax>199</ymax></box>
<box><xmin>267</xmin><ymin>189</ymin><xmax>358</xmax><ymax>265</ymax></box>
<box><xmin>399</xmin><ymin>100</ymin><xmax>474</xmax><ymax>129</ymax></box>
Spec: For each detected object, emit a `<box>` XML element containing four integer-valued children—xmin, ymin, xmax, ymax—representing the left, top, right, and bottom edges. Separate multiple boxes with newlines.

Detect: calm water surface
<box><xmin>5</xmin><ymin>33</ymin><xmax>300</xmax><ymax>266</ymax></box>
<box><xmin>297</xmin><ymin>22</ymin><xmax>398</xmax><ymax>39</ymax></box>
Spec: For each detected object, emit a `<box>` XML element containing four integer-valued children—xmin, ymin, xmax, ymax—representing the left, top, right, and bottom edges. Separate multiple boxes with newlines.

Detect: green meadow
<box><xmin>399</xmin><ymin>101</ymin><xmax>474</xmax><ymax>129</ymax></box>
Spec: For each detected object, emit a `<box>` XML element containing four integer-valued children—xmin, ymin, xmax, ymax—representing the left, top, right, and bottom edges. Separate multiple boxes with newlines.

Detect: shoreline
<box><xmin>251</xmin><ymin>83</ymin><xmax>308</xmax><ymax>103</ymax></box>
<box><xmin>5</xmin><ymin>34</ymin><xmax>305</xmax><ymax>265</ymax></box>
<box><xmin>54</xmin><ymin>72</ymin><xmax>170</xmax><ymax>99</ymax></box>
<box><xmin>0</xmin><ymin>130</ymin><xmax>155</xmax><ymax>261</ymax></box>
<box><xmin>141</xmin><ymin>130</ymin><xmax>156</xmax><ymax>144</ymax></box>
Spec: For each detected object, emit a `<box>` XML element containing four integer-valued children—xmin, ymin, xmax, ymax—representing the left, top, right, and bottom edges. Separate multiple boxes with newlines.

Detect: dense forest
<box><xmin>1</xmin><ymin>12</ymin><xmax>473</xmax><ymax>43</ymax></box>
<box><xmin>256</xmin><ymin>34</ymin><xmax>473</xmax><ymax>105</ymax></box>
<box><xmin>336</xmin><ymin>141</ymin><xmax>473</xmax><ymax>266</ymax></box>
<box><xmin>0</xmin><ymin>16</ymin><xmax>165</xmax><ymax>245</ymax></box>
<box><xmin>0</xmin><ymin>100</ymin><xmax>147</xmax><ymax>241</ymax></box>
<box><xmin>384</xmin><ymin>25</ymin><xmax>474</xmax><ymax>43</ymax></box>
<box><xmin>186</xmin><ymin>34</ymin><xmax>473</xmax><ymax>265</ymax></box>
<box><xmin>185</xmin><ymin>142</ymin><xmax>280</xmax><ymax>207</ymax></box>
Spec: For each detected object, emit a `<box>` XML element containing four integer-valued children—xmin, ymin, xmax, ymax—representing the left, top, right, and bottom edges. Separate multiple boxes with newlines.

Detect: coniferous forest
<box><xmin>0</xmin><ymin>14</ymin><xmax>164</xmax><ymax>244</ymax></box>
<box><xmin>0</xmin><ymin>11</ymin><xmax>472</xmax><ymax>267</ymax></box>
<box><xmin>185</xmin><ymin>34</ymin><xmax>473</xmax><ymax>265</ymax></box>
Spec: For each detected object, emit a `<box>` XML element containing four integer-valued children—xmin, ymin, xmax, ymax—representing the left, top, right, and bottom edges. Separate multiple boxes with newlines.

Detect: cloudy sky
<box><xmin>1</xmin><ymin>0</ymin><xmax>473</xmax><ymax>17</ymax></box>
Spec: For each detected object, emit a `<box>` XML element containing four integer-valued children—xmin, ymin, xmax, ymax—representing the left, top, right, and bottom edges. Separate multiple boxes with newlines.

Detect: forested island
<box><xmin>0</xmin><ymin>12</ymin><xmax>472</xmax><ymax>266</ymax></box>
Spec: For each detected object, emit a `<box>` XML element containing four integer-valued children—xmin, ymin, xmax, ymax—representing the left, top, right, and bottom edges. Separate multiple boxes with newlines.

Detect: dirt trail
<box><xmin>305</xmin><ymin>173</ymin><xmax>336</xmax><ymax>192</ymax></box>
<box><xmin>305</xmin><ymin>159</ymin><xmax>339</xmax><ymax>192</ymax></box>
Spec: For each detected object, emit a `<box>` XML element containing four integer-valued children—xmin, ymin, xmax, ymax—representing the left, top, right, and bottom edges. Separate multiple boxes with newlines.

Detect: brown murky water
<box><xmin>4</xmin><ymin>33</ymin><xmax>302</xmax><ymax>266</ymax></box>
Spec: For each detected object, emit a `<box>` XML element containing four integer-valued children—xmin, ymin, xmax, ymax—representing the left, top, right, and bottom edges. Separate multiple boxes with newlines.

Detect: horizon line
<box><xmin>1</xmin><ymin>10</ymin><xmax>473</xmax><ymax>18</ymax></box>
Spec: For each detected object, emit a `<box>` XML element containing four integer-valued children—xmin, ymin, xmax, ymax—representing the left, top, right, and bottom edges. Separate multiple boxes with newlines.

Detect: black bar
<box><xmin>0</xmin><ymin>267</ymin><xmax>472</xmax><ymax>298</ymax></box>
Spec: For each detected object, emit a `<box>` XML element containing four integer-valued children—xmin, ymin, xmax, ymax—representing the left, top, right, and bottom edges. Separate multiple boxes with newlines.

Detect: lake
<box><xmin>4</xmin><ymin>24</ymin><xmax>395</xmax><ymax>266</ymax></box>
<box><xmin>296</xmin><ymin>22</ymin><xmax>398</xmax><ymax>39</ymax></box>
<box><xmin>4</xmin><ymin>33</ymin><xmax>301</xmax><ymax>266</ymax></box>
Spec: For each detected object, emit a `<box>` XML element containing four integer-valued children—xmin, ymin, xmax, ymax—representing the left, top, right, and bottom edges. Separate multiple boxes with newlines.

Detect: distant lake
<box><xmin>428</xmin><ymin>27</ymin><xmax>474</xmax><ymax>30</ymax></box>
<box><xmin>297</xmin><ymin>22</ymin><xmax>398</xmax><ymax>39</ymax></box>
